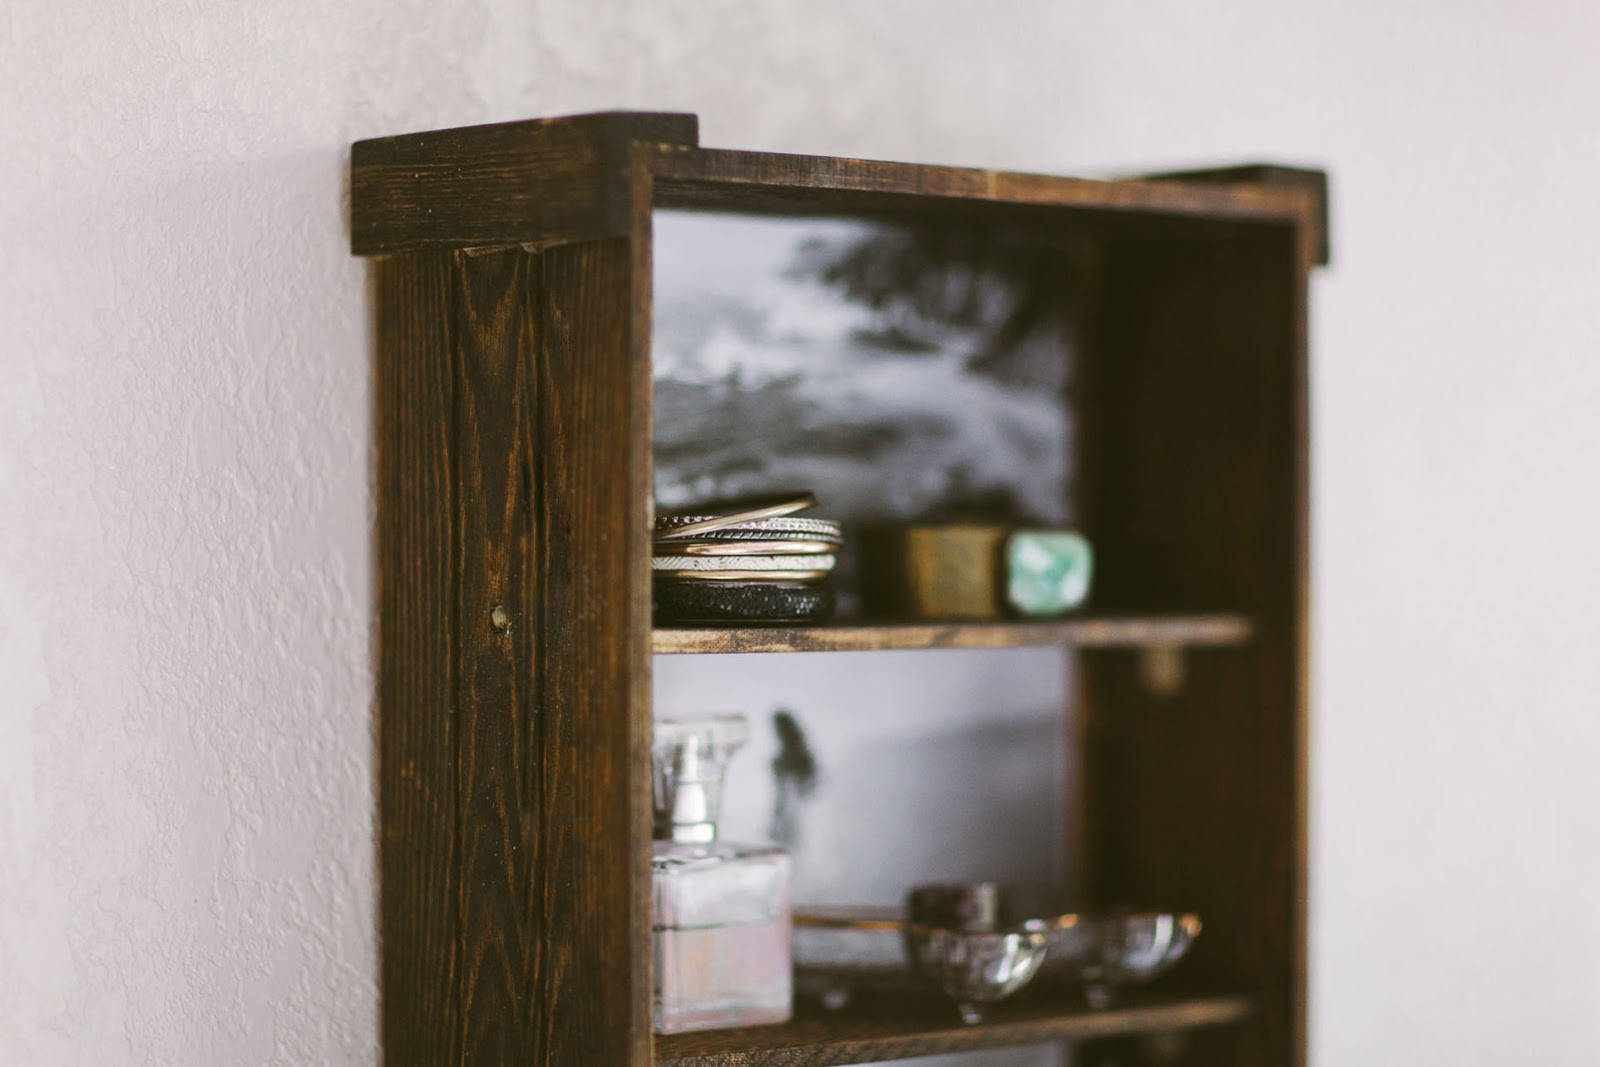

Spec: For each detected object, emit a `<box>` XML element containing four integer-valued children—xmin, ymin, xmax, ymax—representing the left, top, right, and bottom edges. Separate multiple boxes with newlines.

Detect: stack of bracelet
<box><xmin>653</xmin><ymin>492</ymin><xmax>842</xmax><ymax>625</ymax></box>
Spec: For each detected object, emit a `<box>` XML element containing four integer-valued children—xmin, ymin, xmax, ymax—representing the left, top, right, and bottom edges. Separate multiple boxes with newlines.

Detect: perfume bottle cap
<box><xmin>652</xmin><ymin>715</ymin><xmax>749</xmax><ymax>844</ymax></box>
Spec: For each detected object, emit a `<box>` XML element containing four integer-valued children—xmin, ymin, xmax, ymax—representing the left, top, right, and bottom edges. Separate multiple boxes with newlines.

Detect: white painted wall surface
<box><xmin>3</xmin><ymin>2</ymin><xmax>1597</xmax><ymax>1064</ymax></box>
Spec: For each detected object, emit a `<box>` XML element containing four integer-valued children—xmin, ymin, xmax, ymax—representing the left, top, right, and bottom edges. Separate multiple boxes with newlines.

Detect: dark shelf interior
<box><xmin>654</xmin><ymin>988</ymin><xmax>1254</xmax><ymax>1067</ymax></box>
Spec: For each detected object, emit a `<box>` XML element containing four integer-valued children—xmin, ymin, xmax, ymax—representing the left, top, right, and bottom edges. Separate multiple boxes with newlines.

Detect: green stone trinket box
<box><xmin>1004</xmin><ymin>530</ymin><xmax>1093</xmax><ymax>617</ymax></box>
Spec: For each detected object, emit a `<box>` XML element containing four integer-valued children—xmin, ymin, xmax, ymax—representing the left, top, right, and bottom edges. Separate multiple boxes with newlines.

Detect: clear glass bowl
<box><xmin>903</xmin><ymin>922</ymin><xmax>1051</xmax><ymax>1024</ymax></box>
<box><xmin>793</xmin><ymin>908</ymin><xmax>1073</xmax><ymax>1023</ymax></box>
<box><xmin>1041</xmin><ymin>912</ymin><xmax>1202</xmax><ymax>1009</ymax></box>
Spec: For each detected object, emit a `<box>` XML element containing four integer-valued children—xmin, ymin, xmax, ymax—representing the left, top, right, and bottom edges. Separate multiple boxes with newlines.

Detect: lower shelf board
<box><xmin>653</xmin><ymin>990</ymin><xmax>1254</xmax><ymax>1067</ymax></box>
<box><xmin>652</xmin><ymin>612</ymin><xmax>1254</xmax><ymax>655</ymax></box>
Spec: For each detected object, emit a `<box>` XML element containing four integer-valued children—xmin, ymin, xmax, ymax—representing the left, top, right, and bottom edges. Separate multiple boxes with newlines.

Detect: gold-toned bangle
<box><xmin>653</xmin><ymin>492</ymin><xmax>818</xmax><ymax>539</ymax></box>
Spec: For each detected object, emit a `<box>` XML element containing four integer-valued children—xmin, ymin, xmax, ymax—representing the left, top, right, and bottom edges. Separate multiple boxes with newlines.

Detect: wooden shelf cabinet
<box><xmin>356</xmin><ymin>112</ymin><xmax>1323</xmax><ymax>1067</ymax></box>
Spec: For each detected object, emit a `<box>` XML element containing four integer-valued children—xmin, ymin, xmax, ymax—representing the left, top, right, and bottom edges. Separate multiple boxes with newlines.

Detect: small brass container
<box><xmin>860</xmin><ymin>524</ymin><xmax>1008</xmax><ymax>619</ymax></box>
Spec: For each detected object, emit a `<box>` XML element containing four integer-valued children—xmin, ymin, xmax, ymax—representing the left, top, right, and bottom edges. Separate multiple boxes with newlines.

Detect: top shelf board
<box><xmin>648</xmin><ymin>146</ymin><xmax>1316</xmax><ymax>233</ymax></box>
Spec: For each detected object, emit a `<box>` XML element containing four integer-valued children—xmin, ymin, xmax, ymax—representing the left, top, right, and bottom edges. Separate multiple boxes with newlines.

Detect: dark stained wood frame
<box><xmin>358</xmin><ymin>111</ymin><xmax>1323</xmax><ymax>1067</ymax></box>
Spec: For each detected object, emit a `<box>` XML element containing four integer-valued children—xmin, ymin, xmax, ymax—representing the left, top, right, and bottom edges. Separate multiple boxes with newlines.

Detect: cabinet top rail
<box><xmin>350</xmin><ymin>111</ymin><xmax>1324</xmax><ymax>257</ymax></box>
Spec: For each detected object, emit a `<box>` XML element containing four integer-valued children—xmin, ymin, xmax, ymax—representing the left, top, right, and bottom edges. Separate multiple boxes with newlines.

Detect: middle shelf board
<box><xmin>655</xmin><ymin>991</ymin><xmax>1254</xmax><ymax>1067</ymax></box>
<box><xmin>653</xmin><ymin>613</ymin><xmax>1254</xmax><ymax>655</ymax></box>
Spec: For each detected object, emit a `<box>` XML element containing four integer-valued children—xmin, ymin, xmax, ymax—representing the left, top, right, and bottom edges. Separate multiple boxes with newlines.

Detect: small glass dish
<box><xmin>1040</xmin><ymin>912</ymin><xmax>1202</xmax><ymax>1009</ymax></box>
<box><xmin>903</xmin><ymin>921</ymin><xmax>1050</xmax><ymax>1024</ymax></box>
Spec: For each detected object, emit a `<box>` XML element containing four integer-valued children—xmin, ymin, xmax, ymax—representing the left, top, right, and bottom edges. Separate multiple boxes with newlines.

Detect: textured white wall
<box><xmin>3</xmin><ymin>2</ymin><xmax>1598</xmax><ymax>1065</ymax></box>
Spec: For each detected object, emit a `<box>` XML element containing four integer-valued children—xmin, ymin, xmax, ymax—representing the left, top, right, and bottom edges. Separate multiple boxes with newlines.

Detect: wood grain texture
<box><xmin>452</xmin><ymin>248</ymin><xmax>541</xmax><ymax>1063</ymax></box>
<box><xmin>352</xmin><ymin>112</ymin><xmax>697</xmax><ymax>254</ymax></box>
<box><xmin>376</xmin><ymin>240</ymin><xmax>651</xmax><ymax>1066</ymax></box>
<box><xmin>1076</xmin><ymin>227</ymin><xmax>1308</xmax><ymax>1067</ymax></box>
<box><xmin>651</xmin><ymin>614</ymin><xmax>1254</xmax><ymax>655</ymax></box>
<box><xmin>533</xmin><ymin>238</ymin><xmax>653</xmax><ymax>1066</ymax></box>
<box><xmin>654</xmin><ymin>993</ymin><xmax>1252</xmax><ymax>1067</ymax></box>
<box><xmin>376</xmin><ymin>251</ymin><xmax>462</xmax><ymax>1067</ymax></box>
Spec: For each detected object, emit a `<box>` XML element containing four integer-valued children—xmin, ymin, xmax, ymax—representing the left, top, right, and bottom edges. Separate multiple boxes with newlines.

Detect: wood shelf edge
<box><xmin>652</xmin><ymin>613</ymin><xmax>1254</xmax><ymax>655</ymax></box>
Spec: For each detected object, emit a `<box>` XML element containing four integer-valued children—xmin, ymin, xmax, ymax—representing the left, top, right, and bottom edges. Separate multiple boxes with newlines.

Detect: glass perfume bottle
<box><xmin>652</xmin><ymin>715</ymin><xmax>792</xmax><ymax>1034</ymax></box>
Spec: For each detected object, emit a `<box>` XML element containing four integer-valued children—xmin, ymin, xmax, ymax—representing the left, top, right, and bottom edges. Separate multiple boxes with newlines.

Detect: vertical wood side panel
<box><xmin>450</xmin><ymin>248</ymin><xmax>542</xmax><ymax>1064</ymax></box>
<box><xmin>376</xmin><ymin>252</ymin><xmax>462</xmax><ymax>1067</ymax></box>
<box><xmin>534</xmin><ymin>237</ymin><xmax>651</xmax><ymax>1066</ymax></box>
<box><xmin>631</xmin><ymin>152</ymin><xmax>661</xmax><ymax>1066</ymax></box>
<box><xmin>1078</xmin><ymin>228</ymin><xmax>1304</xmax><ymax>1067</ymax></box>
<box><xmin>1288</xmin><ymin>220</ymin><xmax>1314</xmax><ymax>1067</ymax></box>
